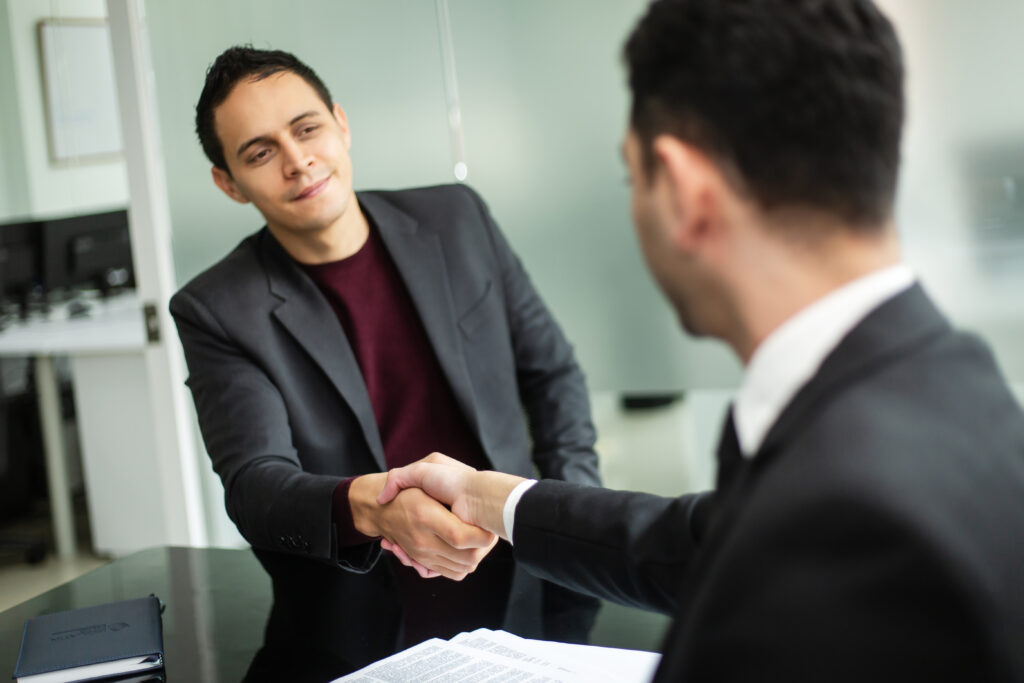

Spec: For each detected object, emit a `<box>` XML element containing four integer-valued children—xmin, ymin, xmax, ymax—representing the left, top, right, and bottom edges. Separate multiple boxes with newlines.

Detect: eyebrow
<box><xmin>234</xmin><ymin>110</ymin><xmax>321</xmax><ymax>159</ymax></box>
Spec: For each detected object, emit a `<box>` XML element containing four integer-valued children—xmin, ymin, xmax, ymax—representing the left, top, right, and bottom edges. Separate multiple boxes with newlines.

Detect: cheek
<box><xmin>318</xmin><ymin>134</ymin><xmax>347</xmax><ymax>159</ymax></box>
<box><xmin>630</xmin><ymin>190</ymin><xmax>656</xmax><ymax>241</ymax></box>
<box><xmin>240</xmin><ymin>169</ymin><xmax>282</xmax><ymax>202</ymax></box>
<box><xmin>629</xmin><ymin>190</ymin><xmax>645</xmax><ymax>234</ymax></box>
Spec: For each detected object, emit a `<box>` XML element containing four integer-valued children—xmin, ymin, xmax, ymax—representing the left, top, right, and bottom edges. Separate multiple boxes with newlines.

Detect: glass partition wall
<box><xmin>143</xmin><ymin>0</ymin><xmax>742</xmax><ymax>396</ymax></box>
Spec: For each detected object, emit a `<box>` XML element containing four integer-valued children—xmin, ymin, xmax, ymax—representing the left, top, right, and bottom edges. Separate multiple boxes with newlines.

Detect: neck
<box><xmin>269</xmin><ymin>202</ymin><xmax>370</xmax><ymax>265</ymax></box>
<box><xmin>728</xmin><ymin>221</ymin><xmax>902</xmax><ymax>363</ymax></box>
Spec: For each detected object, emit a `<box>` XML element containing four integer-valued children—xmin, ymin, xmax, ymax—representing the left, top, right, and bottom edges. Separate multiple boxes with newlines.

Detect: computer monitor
<box><xmin>0</xmin><ymin>222</ymin><xmax>39</xmax><ymax>312</ymax></box>
<box><xmin>38</xmin><ymin>209</ymin><xmax>134</xmax><ymax>299</ymax></box>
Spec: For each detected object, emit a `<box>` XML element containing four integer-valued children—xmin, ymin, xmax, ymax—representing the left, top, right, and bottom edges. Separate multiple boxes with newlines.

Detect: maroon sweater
<box><xmin>301</xmin><ymin>225</ymin><xmax>513</xmax><ymax>645</ymax></box>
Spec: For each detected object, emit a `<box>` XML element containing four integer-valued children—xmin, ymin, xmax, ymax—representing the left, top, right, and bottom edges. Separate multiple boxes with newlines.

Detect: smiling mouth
<box><xmin>293</xmin><ymin>177</ymin><xmax>330</xmax><ymax>201</ymax></box>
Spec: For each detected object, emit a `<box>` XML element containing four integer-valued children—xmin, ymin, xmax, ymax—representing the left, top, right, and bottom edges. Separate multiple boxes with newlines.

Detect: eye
<box><xmin>247</xmin><ymin>148</ymin><xmax>272</xmax><ymax>165</ymax></box>
<box><xmin>298</xmin><ymin>124</ymin><xmax>319</xmax><ymax>137</ymax></box>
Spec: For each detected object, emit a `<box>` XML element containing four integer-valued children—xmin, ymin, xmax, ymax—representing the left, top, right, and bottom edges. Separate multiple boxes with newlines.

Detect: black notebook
<box><xmin>13</xmin><ymin>595</ymin><xmax>164</xmax><ymax>683</ymax></box>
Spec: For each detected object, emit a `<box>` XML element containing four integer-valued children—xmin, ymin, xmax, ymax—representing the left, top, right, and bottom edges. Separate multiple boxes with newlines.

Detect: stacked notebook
<box><xmin>12</xmin><ymin>595</ymin><xmax>165</xmax><ymax>683</ymax></box>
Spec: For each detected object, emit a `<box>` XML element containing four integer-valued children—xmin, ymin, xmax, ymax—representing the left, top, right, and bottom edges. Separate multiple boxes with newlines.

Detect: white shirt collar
<box><xmin>734</xmin><ymin>264</ymin><xmax>916</xmax><ymax>458</ymax></box>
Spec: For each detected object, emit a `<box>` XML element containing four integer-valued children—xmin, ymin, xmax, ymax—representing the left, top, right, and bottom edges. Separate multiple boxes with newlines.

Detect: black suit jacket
<box><xmin>170</xmin><ymin>184</ymin><xmax>601</xmax><ymax>672</ymax></box>
<box><xmin>514</xmin><ymin>285</ymin><xmax>1024</xmax><ymax>681</ymax></box>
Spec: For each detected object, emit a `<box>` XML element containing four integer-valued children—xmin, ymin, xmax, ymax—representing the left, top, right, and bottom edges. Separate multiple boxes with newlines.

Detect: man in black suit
<box><xmin>169</xmin><ymin>47</ymin><xmax>601</xmax><ymax>678</ymax></box>
<box><xmin>378</xmin><ymin>0</ymin><xmax>1024</xmax><ymax>680</ymax></box>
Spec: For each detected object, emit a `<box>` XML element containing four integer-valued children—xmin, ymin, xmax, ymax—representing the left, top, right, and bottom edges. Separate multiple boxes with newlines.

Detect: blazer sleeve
<box><xmin>512</xmin><ymin>480</ymin><xmax>710</xmax><ymax>614</ymax></box>
<box><xmin>463</xmin><ymin>186</ymin><xmax>601</xmax><ymax>488</ymax></box>
<box><xmin>169</xmin><ymin>288</ymin><xmax>382</xmax><ymax>573</ymax></box>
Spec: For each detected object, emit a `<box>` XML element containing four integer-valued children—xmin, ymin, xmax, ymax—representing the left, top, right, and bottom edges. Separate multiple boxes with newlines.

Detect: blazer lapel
<box><xmin>359</xmin><ymin>192</ymin><xmax>485</xmax><ymax>449</ymax></box>
<box><xmin>754</xmin><ymin>283</ymin><xmax>949</xmax><ymax>464</ymax></box>
<box><xmin>258</xmin><ymin>229</ymin><xmax>387</xmax><ymax>470</ymax></box>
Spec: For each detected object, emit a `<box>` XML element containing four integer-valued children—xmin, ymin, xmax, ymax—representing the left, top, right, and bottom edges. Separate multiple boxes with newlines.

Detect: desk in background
<box><xmin>0</xmin><ymin>293</ymin><xmax>157</xmax><ymax>558</ymax></box>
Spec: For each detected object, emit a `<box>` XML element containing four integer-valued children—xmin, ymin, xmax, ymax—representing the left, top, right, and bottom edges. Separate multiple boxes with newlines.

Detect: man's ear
<box><xmin>332</xmin><ymin>104</ymin><xmax>352</xmax><ymax>150</ymax></box>
<box><xmin>211</xmin><ymin>166</ymin><xmax>250</xmax><ymax>204</ymax></box>
<box><xmin>651</xmin><ymin>136</ymin><xmax>722</xmax><ymax>252</ymax></box>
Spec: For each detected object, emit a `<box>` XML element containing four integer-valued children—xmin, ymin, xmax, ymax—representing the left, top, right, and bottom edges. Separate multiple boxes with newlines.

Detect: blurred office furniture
<box><xmin>621</xmin><ymin>394</ymin><xmax>682</xmax><ymax>411</ymax></box>
<box><xmin>0</xmin><ymin>293</ymin><xmax>151</xmax><ymax>558</ymax></box>
<box><xmin>0</xmin><ymin>359</ymin><xmax>48</xmax><ymax>565</ymax></box>
<box><xmin>0</xmin><ymin>221</ymin><xmax>38</xmax><ymax>324</ymax></box>
<box><xmin>37</xmin><ymin>209</ymin><xmax>135</xmax><ymax>300</ymax></box>
<box><xmin>0</xmin><ymin>210</ymin><xmax>160</xmax><ymax>558</ymax></box>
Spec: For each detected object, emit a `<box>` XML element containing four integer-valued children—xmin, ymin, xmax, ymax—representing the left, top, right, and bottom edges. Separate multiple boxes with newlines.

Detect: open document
<box><xmin>332</xmin><ymin>628</ymin><xmax>661</xmax><ymax>683</ymax></box>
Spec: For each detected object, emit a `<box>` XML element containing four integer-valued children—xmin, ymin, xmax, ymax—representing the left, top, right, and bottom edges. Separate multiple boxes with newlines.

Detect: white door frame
<box><xmin>106</xmin><ymin>0</ymin><xmax>207</xmax><ymax>548</ymax></box>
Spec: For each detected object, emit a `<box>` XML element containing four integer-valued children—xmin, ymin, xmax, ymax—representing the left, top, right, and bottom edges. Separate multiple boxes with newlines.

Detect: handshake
<box><xmin>348</xmin><ymin>453</ymin><xmax>527</xmax><ymax>581</ymax></box>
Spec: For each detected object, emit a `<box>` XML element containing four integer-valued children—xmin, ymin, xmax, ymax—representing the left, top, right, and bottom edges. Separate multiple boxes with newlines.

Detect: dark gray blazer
<box><xmin>514</xmin><ymin>284</ymin><xmax>1024</xmax><ymax>682</ymax></box>
<box><xmin>170</xmin><ymin>184</ymin><xmax>600</xmax><ymax>672</ymax></box>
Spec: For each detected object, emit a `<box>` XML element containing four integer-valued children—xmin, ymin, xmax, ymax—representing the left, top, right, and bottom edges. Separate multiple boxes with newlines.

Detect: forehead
<box><xmin>213</xmin><ymin>71</ymin><xmax>329</xmax><ymax>145</ymax></box>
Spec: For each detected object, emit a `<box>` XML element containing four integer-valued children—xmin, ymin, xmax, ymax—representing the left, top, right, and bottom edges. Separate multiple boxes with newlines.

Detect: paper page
<box><xmin>333</xmin><ymin>637</ymin><xmax>604</xmax><ymax>682</ymax></box>
<box><xmin>459</xmin><ymin>629</ymin><xmax>659</xmax><ymax>682</ymax></box>
<box><xmin>519</xmin><ymin>638</ymin><xmax>661</xmax><ymax>682</ymax></box>
<box><xmin>333</xmin><ymin>631</ymin><xmax>659</xmax><ymax>683</ymax></box>
<box><xmin>449</xmin><ymin>629</ymin><xmax>559</xmax><ymax>667</ymax></box>
<box><xmin>449</xmin><ymin>629</ymin><xmax>622</xmax><ymax>681</ymax></box>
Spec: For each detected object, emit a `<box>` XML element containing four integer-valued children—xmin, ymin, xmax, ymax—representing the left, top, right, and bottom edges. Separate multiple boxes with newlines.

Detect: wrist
<box><xmin>348</xmin><ymin>473</ymin><xmax>389</xmax><ymax>538</ymax></box>
<box><xmin>467</xmin><ymin>472</ymin><xmax>525</xmax><ymax>540</ymax></box>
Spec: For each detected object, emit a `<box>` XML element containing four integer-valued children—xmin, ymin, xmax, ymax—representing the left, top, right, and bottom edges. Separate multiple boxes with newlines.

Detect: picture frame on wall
<box><xmin>37</xmin><ymin>18</ymin><xmax>123</xmax><ymax>165</ymax></box>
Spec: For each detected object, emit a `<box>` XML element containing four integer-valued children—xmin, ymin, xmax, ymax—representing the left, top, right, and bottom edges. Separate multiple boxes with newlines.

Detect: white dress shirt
<box><xmin>503</xmin><ymin>263</ymin><xmax>916</xmax><ymax>541</ymax></box>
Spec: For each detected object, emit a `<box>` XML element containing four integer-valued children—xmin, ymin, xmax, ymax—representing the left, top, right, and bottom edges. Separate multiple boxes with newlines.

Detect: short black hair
<box><xmin>624</xmin><ymin>0</ymin><xmax>904</xmax><ymax>226</ymax></box>
<box><xmin>195</xmin><ymin>45</ymin><xmax>334</xmax><ymax>172</ymax></box>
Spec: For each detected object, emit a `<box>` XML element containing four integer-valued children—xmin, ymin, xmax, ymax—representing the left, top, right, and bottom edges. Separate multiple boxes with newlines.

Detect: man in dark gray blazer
<box><xmin>378</xmin><ymin>0</ymin><xmax>1024</xmax><ymax>680</ymax></box>
<box><xmin>169</xmin><ymin>47</ymin><xmax>600</xmax><ymax>679</ymax></box>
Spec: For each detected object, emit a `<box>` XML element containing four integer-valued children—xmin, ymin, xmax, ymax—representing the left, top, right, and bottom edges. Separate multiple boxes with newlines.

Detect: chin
<box><xmin>672</xmin><ymin>295</ymin><xmax>708</xmax><ymax>338</ymax></box>
<box><xmin>677</xmin><ymin>313</ymin><xmax>705</xmax><ymax>338</ymax></box>
<box><xmin>299</xmin><ymin>198</ymin><xmax>350</xmax><ymax>232</ymax></box>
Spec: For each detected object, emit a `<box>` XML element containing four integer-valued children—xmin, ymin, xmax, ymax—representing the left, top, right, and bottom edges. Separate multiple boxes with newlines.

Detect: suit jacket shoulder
<box><xmin>172</xmin><ymin>183</ymin><xmax>486</xmax><ymax>306</ymax></box>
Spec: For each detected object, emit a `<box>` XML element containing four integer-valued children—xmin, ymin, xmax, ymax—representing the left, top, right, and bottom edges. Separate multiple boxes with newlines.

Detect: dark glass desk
<box><xmin>1</xmin><ymin>546</ymin><xmax>669</xmax><ymax>682</ymax></box>
<box><xmin>0</xmin><ymin>547</ymin><xmax>272</xmax><ymax>682</ymax></box>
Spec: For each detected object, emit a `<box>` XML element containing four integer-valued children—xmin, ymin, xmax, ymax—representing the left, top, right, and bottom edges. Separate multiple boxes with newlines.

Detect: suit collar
<box><xmin>754</xmin><ymin>283</ymin><xmax>949</xmax><ymax>462</ymax></box>
<box><xmin>735</xmin><ymin>265</ymin><xmax>915</xmax><ymax>457</ymax></box>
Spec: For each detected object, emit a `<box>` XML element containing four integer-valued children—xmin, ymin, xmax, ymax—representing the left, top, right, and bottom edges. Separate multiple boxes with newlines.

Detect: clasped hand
<box><xmin>350</xmin><ymin>454</ymin><xmax>496</xmax><ymax>581</ymax></box>
<box><xmin>374</xmin><ymin>453</ymin><xmax>528</xmax><ymax>579</ymax></box>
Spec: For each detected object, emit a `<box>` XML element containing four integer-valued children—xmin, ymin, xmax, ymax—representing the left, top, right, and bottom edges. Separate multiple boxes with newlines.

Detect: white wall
<box><xmin>4</xmin><ymin>0</ymin><xmax>128</xmax><ymax>218</ymax></box>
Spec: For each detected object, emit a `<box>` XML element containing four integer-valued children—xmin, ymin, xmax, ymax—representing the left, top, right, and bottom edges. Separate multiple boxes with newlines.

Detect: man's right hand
<box><xmin>348</xmin><ymin>472</ymin><xmax>498</xmax><ymax>581</ymax></box>
<box><xmin>376</xmin><ymin>454</ymin><xmax>526</xmax><ymax>541</ymax></box>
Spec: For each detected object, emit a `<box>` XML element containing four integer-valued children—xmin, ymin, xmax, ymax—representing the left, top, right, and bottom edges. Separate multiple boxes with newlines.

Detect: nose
<box><xmin>280</xmin><ymin>137</ymin><xmax>313</xmax><ymax>177</ymax></box>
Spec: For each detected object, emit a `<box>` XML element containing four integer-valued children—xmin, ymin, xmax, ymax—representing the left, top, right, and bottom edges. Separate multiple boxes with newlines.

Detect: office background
<box><xmin>1</xmin><ymin>0</ymin><xmax>1023</xmax><ymax>632</ymax></box>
